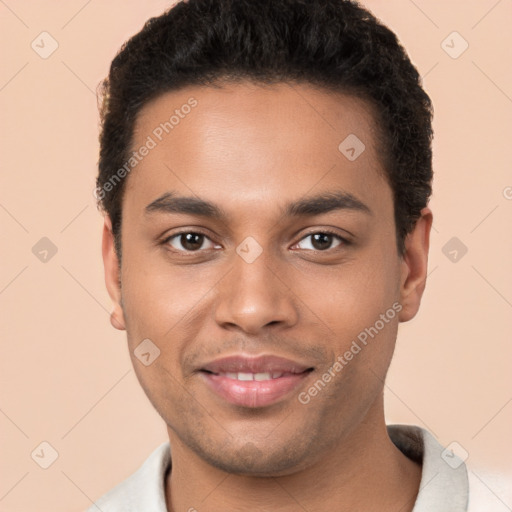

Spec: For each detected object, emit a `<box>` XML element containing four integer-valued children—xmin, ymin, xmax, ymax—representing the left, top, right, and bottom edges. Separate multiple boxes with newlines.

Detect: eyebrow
<box><xmin>144</xmin><ymin>190</ymin><xmax>372</xmax><ymax>221</ymax></box>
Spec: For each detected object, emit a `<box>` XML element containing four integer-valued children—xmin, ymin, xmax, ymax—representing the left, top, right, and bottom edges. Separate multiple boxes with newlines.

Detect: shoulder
<box><xmin>387</xmin><ymin>424</ymin><xmax>510</xmax><ymax>512</ymax></box>
<box><xmin>85</xmin><ymin>442</ymin><xmax>171</xmax><ymax>512</ymax></box>
<box><xmin>467</xmin><ymin>467</ymin><xmax>512</xmax><ymax>512</ymax></box>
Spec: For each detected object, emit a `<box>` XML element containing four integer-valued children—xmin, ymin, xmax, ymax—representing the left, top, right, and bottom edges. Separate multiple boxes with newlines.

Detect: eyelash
<box><xmin>161</xmin><ymin>229</ymin><xmax>350</xmax><ymax>254</ymax></box>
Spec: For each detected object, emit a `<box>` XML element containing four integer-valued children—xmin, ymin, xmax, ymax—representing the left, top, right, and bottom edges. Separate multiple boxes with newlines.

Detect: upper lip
<box><xmin>201</xmin><ymin>354</ymin><xmax>313</xmax><ymax>374</ymax></box>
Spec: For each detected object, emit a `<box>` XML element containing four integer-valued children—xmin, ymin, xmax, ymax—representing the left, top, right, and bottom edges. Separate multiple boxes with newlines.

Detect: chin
<box><xmin>188</xmin><ymin>436</ymin><xmax>315</xmax><ymax>477</ymax></box>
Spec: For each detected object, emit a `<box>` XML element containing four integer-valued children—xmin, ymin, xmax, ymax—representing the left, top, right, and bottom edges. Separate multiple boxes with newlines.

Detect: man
<box><xmin>90</xmin><ymin>0</ymin><xmax>474</xmax><ymax>510</ymax></box>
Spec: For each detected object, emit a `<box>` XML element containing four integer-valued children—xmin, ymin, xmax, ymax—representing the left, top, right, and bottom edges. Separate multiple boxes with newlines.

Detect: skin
<box><xmin>102</xmin><ymin>81</ymin><xmax>432</xmax><ymax>512</ymax></box>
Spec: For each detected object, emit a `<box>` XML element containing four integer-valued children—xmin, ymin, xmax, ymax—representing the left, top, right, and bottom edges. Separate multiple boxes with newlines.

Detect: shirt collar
<box><xmin>388</xmin><ymin>424</ymin><xmax>469</xmax><ymax>512</ymax></box>
<box><xmin>89</xmin><ymin>424</ymin><xmax>469</xmax><ymax>511</ymax></box>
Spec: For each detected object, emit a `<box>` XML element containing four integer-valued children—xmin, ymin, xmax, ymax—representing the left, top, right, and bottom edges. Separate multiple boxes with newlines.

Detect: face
<box><xmin>103</xmin><ymin>81</ymin><xmax>431</xmax><ymax>476</ymax></box>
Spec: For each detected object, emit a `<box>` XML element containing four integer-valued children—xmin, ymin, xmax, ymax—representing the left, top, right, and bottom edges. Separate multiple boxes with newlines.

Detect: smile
<box><xmin>198</xmin><ymin>354</ymin><xmax>314</xmax><ymax>408</ymax></box>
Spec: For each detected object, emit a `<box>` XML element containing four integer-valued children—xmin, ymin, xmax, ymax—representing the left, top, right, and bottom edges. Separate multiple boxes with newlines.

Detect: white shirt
<box><xmin>86</xmin><ymin>424</ymin><xmax>509</xmax><ymax>511</ymax></box>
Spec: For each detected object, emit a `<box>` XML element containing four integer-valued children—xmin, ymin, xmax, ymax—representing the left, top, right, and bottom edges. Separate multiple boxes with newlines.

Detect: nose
<box><xmin>213</xmin><ymin>247</ymin><xmax>299</xmax><ymax>335</ymax></box>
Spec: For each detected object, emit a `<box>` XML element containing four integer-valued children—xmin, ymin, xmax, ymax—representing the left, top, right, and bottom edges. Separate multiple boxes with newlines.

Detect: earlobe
<box><xmin>102</xmin><ymin>215</ymin><xmax>126</xmax><ymax>331</ymax></box>
<box><xmin>398</xmin><ymin>207</ymin><xmax>433</xmax><ymax>323</ymax></box>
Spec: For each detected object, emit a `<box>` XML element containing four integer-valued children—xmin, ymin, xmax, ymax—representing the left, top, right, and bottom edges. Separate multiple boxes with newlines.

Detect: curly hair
<box><xmin>96</xmin><ymin>0</ymin><xmax>433</xmax><ymax>259</ymax></box>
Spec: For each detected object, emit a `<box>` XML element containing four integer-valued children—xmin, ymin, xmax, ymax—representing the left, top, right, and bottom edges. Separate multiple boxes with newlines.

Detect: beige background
<box><xmin>0</xmin><ymin>1</ymin><xmax>511</xmax><ymax>510</ymax></box>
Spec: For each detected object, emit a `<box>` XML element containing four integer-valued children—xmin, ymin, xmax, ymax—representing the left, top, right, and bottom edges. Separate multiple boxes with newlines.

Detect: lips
<box><xmin>199</xmin><ymin>355</ymin><xmax>313</xmax><ymax>408</ymax></box>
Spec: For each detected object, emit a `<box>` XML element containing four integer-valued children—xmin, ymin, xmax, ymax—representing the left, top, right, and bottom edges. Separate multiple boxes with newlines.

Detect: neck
<box><xmin>165</xmin><ymin>399</ymin><xmax>421</xmax><ymax>512</ymax></box>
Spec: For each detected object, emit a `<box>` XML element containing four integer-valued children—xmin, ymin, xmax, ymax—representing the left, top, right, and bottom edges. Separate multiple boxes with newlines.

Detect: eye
<box><xmin>163</xmin><ymin>232</ymin><xmax>219</xmax><ymax>252</ymax></box>
<box><xmin>294</xmin><ymin>231</ymin><xmax>346</xmax><ymax>251</ymax></box>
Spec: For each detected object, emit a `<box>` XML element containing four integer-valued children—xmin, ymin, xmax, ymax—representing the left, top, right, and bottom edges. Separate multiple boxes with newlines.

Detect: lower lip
<box><xmin>200</xmin><ymin>372</ymin><xmax>310</xmax><ymax>408</ymax></box>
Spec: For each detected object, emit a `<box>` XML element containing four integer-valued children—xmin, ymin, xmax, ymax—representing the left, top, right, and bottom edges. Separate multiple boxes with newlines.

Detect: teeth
<box><xmin>221</xmin><ymin>372</ymin><xmax>283</xmax><ymax>381</ymax></box>
<box><xmin>254</xmin><ymin>372</ymin><xmax>272</xmax><ymax>381</ymax></box>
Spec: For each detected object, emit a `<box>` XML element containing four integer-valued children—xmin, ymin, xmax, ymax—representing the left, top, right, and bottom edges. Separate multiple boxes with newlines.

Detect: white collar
<box><xmin>88</xmin><ymin>424</ymin><xmax>469</xmax><ymax>511</ymax></box>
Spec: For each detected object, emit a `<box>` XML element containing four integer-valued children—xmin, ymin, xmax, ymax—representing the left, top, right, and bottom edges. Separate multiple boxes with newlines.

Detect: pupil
<box><xmin>312</xmin><ymin>233</ymin><xmax>332</xmax><ymax>250</ymax></box>
<box><xmin>182</xmin><ymin>233</ymin><xmax>203</xmax><ymax>251</ymax></box>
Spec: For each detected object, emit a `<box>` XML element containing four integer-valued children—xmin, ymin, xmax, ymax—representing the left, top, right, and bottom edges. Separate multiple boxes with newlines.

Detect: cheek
<box><xmin>300</xmin><ymin>251</ymin><xmax>401</xmax><ymax>345</ymax></box>
<box><xmin>121</xmin><ymin>249</ymin><xmax>215</xmax><ymax>339</ymax></box>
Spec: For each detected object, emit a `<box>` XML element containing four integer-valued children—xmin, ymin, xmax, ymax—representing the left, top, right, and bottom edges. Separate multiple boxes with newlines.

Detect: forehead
<box><xmin>125</xmin><ymin>81</ymin><xmax>390</xmax><ymax>221</ymax></box>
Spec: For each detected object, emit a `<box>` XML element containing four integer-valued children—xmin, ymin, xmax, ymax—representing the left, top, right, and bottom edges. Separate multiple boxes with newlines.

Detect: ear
<box><xmin>102</xmin><ymin>215</ymin><xmax>126</xmax><ymax>330</ymax></box>
<box><xmin>398</xmin><ymin>207</ymin><xmax>433</xmax><ymax>322</ymax></box>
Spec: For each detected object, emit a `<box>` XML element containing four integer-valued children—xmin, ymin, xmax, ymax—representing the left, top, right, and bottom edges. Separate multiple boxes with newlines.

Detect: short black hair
<box><xmin>96</xmin><ymin>0</ymin><xmax>433</xmax><ymax>260</ymax></box>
